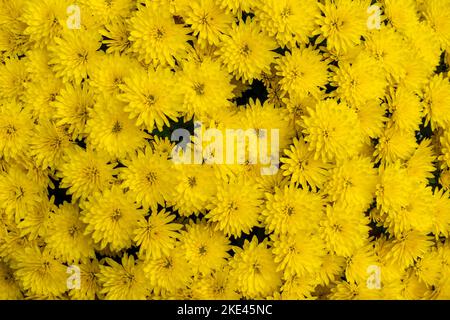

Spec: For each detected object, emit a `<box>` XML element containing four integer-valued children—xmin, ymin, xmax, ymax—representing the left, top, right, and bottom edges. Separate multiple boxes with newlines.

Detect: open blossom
<box><xmin>0</xmin><ymin>0</ymin><xmax>449</xmax><ymax>301</ymax></box>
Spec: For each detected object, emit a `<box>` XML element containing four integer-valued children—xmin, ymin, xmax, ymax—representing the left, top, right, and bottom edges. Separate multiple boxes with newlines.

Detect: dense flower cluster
<box><xmin>1</xmin><ymin>0</ymin><xmax>450</xmax><ymax>300</ymax></box>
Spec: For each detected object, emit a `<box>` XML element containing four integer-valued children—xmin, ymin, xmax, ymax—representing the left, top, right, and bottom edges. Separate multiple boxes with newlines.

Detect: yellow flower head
<box><xmin>181</xmin><ymin>220</ymin><xmax>231</xmax><ymax>274</ymax></box>
<box><xmin>262</xmin><ymin>185</ymin><xmax>325</xmax><ymax>235</ymax></box>
<box><xmin>324</xmin><ymin>157</ymin><xmax>377</xmax><ymax>212</ymax></box>
<box><xmin>21</xmin><ymin>0</ymin><xmax>71</xmax><ymax>49</ymax></box>
<box><xmin>98</xmin><ymin>254</ymin><xmax>149</xmax><ymax>300</ymax></box>
<box><xmin>276</xmin><ymin>47</ymin><xmax>329</xmax><ymax>98</ymax></box>
<box><xmin>82</xmin><ymin>185</ymin><xmax>144</xmax><ymax>251</ymax></box>
<box><xmin>134</xmin><ymin>209</ymin><xmax>182</xmax><ymax>260</ymax></box>
<box><xmin>206</xmin><ymin>176</ymin><xmax>263</xmax><ymax>237</ymax></box>
<box><xmin>230</xmin><ymin>237</ymin><xmax>282</xmax><ymax>299</ymax></box>
<box><xmin>272</xmin><ymin>232</ymin><xmax>325</xmax><ymax>278</ymax></box>
<box><xmin>302</xmin><ymin>99</ymin><xmax>363</xmax><ymax>162</ymax></box>
<box><xmin>58</xmin><ymin>147</ymin><xmax>116</xmax><ymax>200</ymax></box>
<box><xmin>86</xmin><ymin>97</ymin><xmax>149</xmax><ymax>159</ymax></box>
<box><xmin>49</xmin><ymin>29</ymin><xmax>103</xmax><ymax>84</ymax></box>
<box><xmin>255</xmin><ymin>0</ymin><xmax>319</xmax><ymax>47</ymax></box>
<box><xmin>178</xmin><ymin>57</ymin><xmax>235</xmax><ymax>120</ymax></box>
<box><xmin>119</xmin><ymin>66</ymin><xmax>182</xmax><ymax>132</ymax></box>
<box><xmin>216</xmin><ymin>18</ymin><xmax>278</xmax><ymax>83</ymax></box>
<box><xmin>0</xmin><ymin>102</ymin><xmax>33</xmax><ymax>161</ymax></box>
<box><xmin>315</xmin><ymin>0</ymin><xmax>369</xmax><ymax>53</ymax></box>
<box><xmin>320</xmin><ymin>204</ymin><xmax>371</xmax><ymax>257</ymax></box>
<box><xmin>281</xmin><ymin>137</ymin><xmax>330</xmax><ymax>191</ymax></box>
<box><xmin>120</xmin><ymin>146</ymin><xmax>176</xmax><ymax>210</ymax></box>
<box><xmin>14</xmin><ymin>245</ymin><xmax>67</xmax><ymax>297</ymax></box>
<box><xmin>185</xmin><ymin>0</ymin><xmax>233</xmax><ymax>47</ymax></box>
<box><xmin>144</xmin><ymin>245</ymin><xmax>192</xmax><ymax>295</ymax></box>
<box><xmin>129</xmin><ymin>2</ymin><xmax>192</xmax><ymax>67</ymax></box>
<box><xmin>0</xmin><ymin>165</ymin><xmax>43</xmax><ymax>223</ymax></box>
<box><xmin>46</xmin><ymin>202</ymin><xmax>95</xmax><ymax>263</ymax></box>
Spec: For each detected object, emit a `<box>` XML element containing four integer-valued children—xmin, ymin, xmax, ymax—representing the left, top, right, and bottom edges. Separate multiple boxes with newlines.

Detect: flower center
<box><xmin>193</xmin><ymin>82</ymin><xmax>205</xmax><ymax>95</ymax></box>
<box><xmin>146</xmin><ymin>171</ymin><xmax>157</xmax><ymax>184</ymax></box>
<box><xmin>240</xmin><ymin>44</ymin><xmax>251</xmax><ymax>56</ymax></box>
<box><xmin>111</xmin><ymin>121</ymin><xmax>123</xmax><ymax>133</ymax></box>
<box><xmin>111</xmin><ymin>208</ymin><xmax>122</xmax><ymax>221</ymax></box>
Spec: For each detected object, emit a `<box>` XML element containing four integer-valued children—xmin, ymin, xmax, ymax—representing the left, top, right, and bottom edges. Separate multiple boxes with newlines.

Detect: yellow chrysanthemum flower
<box><xmin>217</xmin><ymin>0</ymin><xmax>256</xmax><ymax>14</ymax></box>
<box><xmin>423</xmin><ymin>75</ymin><xmax>450</xmax><ymax>129</ymax></box>
<box><xmin>255</xmin><ymin>0</ymin><xmax>319</xmax><ymax>47</ymax></box>
<box><xmin>171</xmin><ymin>164</ymin><xmax>217</xmax><ymax>216</ymax></box>
<box><xmin>385</xmin><ymin>231</ymin><xmax>434</xmax><ymax>268</ymax></box>
<box><xmin>385</xmin><ymin>87</ymin><xmax>423</xmax><ymax>132</ymax></box>
<box><xmin>119</xmin><ymin>66</ymin><xmax>182</xmax><ymax>132</ymax></box>
<box><xmin>89</xmin><ymin>54</ymin><xmax>139</xmax><ymax>97</ymax></box>
<box><xmin>82</xmin><ymin>186</ymin><xmax>144</xmax><ymax>251</ymax></box>
<box><xmin>262</xmin><ymin>185</ymin><xmax>324</xmax><ymax>235</ymax></box>
<box><xmin>133</xmin><ymin>209</ymin><xmax>182</xmax><ymax>259</ymax></box>
<box><xmin>320</xmin><ymin>204</ymin><xmax>371</xmax><ymax>257</ymax></box>
<box><xmin>0</xmin><ymin>165</ymin><xmax>43</xmax><ymax>223</ymax></box>
<box><xmin>68</xmin><ymin>259</ymin><xmax>101</xmax><ymax>300</ymax></box>
<box><xmin>30</xmin><ymin>120</ymin><xmax>75</xmax><ymax>170</ymax></box>
<box><xmin>236</xmin><ymin>98</ymin><xmax>295</xmax><ymax>151</ymax></box>
<box><xmin>0</xmin><ymin>261</ymin><xmax>22</xmax><ymax>300</ymax></box>
<box><xmin>421</xmin><ymin>0</ymin><xmax>450</xmax><ymax>49</ymax></box>
<box><xmin>144</xmin><ymin>246</ymin><xmax>192</xmax><ymax>295</ymax></box>
<box><xmin>272</xmin><ymin>232</ymin><xmax>325</xmax><ymax>278</ymax></box>
<box><xmin>185</xmin><ymin>0</ymin><xmax>233</xmax><ymax>47</ymax></box>
<box><xmin>376</xmin><ymin>163</ymin><xmax>415</xmax><ymax>214</ymax></box>
<box><xmin>216</xmin><ymin>18</ymin><xmax>278</xmax><ymax>83</ymax></box>
<box><xmin>280</xmin><ymin>137</ymin><xmax>330</xmax><ymax>191</ymax></box>
<box><xmin>46</xmin><ymin>202</ymin><xmax>95</xmax><ymax>263</ymax></box>
<box><xmin>58</xmin><ymin>147</ymin><xmax>116</xmax><ymax>200</ymax></box>
<box><xmin>324</xmin><ymin>157</ymin><xmax>377</xmax><ymax>212</ymax></box>
<box><xmin>0</xmin><ymin>103</ymin><xmax>33</xmax><ymax>161</ymax></box>
<box><xmin>20</xmin><ymin>0</ymin><xmax>71</xmax><ymax>49</ymax></box>
<box><xmin>352</xmin><ymin>99</ymin><xmax>386</xmax><ymax>141</ymax></box>
<box><xmin>195</xmin><ymin>267</ymin><xmax>241</xmax><ymax>300</ymax></box>
<box><xmin>120</xmin><ymin>146</ymin><xmax>176</xmax><ymax>210</ymax></box>
<box><xmin>344</xmin><ymin>245</ymin><xmax>377</xmax><ymax>284</ymax></box>
<box><xmin>129</xmin><ymin>2</ymin><xmax>191</xmax><ymax>67</ymax></box>
<box><xmin>276</xmin><ymin>47</ymin><xmax>328</xmax><ymax>98</ymax></box>
<box><xmin>100</xmin><ymin>19</ymin><xmax>133</xmax><ymax>54</ymax></box>
<box><xmin>178</xmin><ymin>57</ymin><xmax>235</xmax><ymax>120</ymax></box>
<box><xmin>302</xmin><ymin>99</ymin><xmax>363</xmax><ymax>162</ymax></box>
<box><xmin>17</xmin><ymin>196</ymin><xmax>54</xmax><ymax>240</ymax></box>
<box><xmin>383</xmin><ymin>0</ymin><xmax>419</xmax><ymax>32</ymax></box>
<box><xmin>406</xmin><ymin>139</ymin><xmax>436</xmax><ymax>184</ymax></box>
<box><xmin>374</xmin><ymin>125</ymin><xmax>417</xmax><ymax>164</ymax></box>
<box><xmin>23</xmin><ymin>75</ymin><xmax>63</xmax><ymax>121</ymax></box>
<box><xmin>230</xmin><ymin>237</ymin><xmax>282</xmax><ymax>299</ymax></box>
<box><xmin>181</xmin><ymin>221</ymin><xmax>231</xmax><ymax>274</ymax></box>
<box><xmin>315</xmin><ymin>0</ymin><xmax>369</xmax><ymax>53</ymax></box>
<box><xmin>49</xmin><ymin>29</ymin><xmax>103</xmax><ymax>84</ymax></box>
<box><xmin>53</xmin><ymin>83</ymin><xmax>95</xmax><ymax>140</ymax></box>
<box><xmin>14</xmin><ymin>246</ymin><xmax>67</xmax><ymax>297</ymax></box>
<box><xmin>0</xmin><ymin>57</ymin><xmax>29</xmax><ymax>102</ymax></box>
<box><xmin>331</xmin><ymin>53</ymin><xmax>387</xmax><ymax>106</ymax></box>
<box><xmin>330</xmin><ymin>281</ymin><xmax>381</xmax><ymax>300</ymax></box>
<box><xmin>206</xmin><ymin>176</ymin><xmax>263</xmax><ymax>237</ymax></box>
<box><xmin>98</xmin><ymin>254</ymin><xmax>149</xmax><ymax>300</ymax></box>
<box><xmin>364</xmin><ymin>27</ymin><xmax>409</xmax><ymax>82</ymax></box>
<box><xmin>86</xmin><ymin>97</ymin><xmax>149</xmax><ymax>159</ymax></box>
<box><xmin>79</xmin><ymin>0</ymin><xmax>134</xmax><ymax>25</ymax></box>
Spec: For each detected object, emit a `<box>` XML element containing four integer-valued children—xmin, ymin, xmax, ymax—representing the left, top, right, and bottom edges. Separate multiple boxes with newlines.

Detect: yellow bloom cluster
<box><xmin>0</xmin><ymin>0</ymin><xmax>450</xmax><ymax>300</ymax></box>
